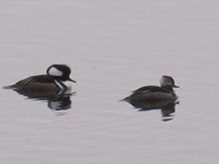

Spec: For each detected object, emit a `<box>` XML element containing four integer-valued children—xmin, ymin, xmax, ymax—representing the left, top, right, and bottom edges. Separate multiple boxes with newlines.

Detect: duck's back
<box><xmin>3</xmin><ymin>75</ymin><xmax>56</xmax><ymax>90</ymax></box>
<box><xmin>124</xmin><ymin>85</ymin><xmax>177</xmax><ymax>102</ymax></box>
<box><xmin>133</xmin><ymin>85</ymin><xmax>172</xmax><ymax>93</ymax></box>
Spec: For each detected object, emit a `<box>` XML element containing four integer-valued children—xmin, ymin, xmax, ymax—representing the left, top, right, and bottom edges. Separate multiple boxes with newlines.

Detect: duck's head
<box><xmin>47</xmin><ymin>64</ymin><xmax>76</xmax><ymax>83</ymax></box>
<box><xmin>160</xmin><ymin>75</ymin><xmax>179</xmax><ymax>89</ymax></box>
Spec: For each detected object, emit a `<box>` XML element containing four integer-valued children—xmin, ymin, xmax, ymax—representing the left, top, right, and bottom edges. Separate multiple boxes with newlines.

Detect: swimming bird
<box><xmin>122</xmin><ymin>75</ymin><xmax>179</xmax><ymax>104</ymax></box>
<box><xmin>3</xmin><ymin>64</ymin><xmax>76</xmax><ymax>97</ymax></box>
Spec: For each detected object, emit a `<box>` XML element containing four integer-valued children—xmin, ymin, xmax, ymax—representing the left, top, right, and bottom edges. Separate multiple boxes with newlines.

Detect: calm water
<box><xmin>1</xmin><ymin>1</ymin><xmax>219</xmax><ymax>163</ymax></box>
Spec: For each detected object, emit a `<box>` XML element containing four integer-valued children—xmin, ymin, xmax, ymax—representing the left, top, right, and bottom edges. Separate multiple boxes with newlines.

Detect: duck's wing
<box><xmin>133</xmin><ymin>85</ymin><xmax>172</xmax><ymax>94</ymax></box>
<box><xmin>17</xmin><ymin>74</ymin><xmax>53</xmax><ymax>84</ymax></box>
<box><xmin>4</xmin><ymin>75</ymin><xmax>54</xmax><ymax>89</ymax></box>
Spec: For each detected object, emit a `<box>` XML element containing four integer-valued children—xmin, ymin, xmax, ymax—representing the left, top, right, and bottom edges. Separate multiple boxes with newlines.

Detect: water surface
<box><xmin>1</xmin><ymin>1</ymin><xmax>219</xmax><ymax>163</ymax></box>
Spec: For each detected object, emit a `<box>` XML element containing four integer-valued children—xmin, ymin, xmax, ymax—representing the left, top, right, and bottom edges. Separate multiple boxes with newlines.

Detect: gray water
<box><xmin>1</xmin><ymin>1</ymin><xmax>219</xmax><ymax>163</ymax></box>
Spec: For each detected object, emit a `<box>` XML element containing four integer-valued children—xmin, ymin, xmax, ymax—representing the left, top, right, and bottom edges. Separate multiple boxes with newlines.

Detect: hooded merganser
<box><xmin>122</xmin><ymin>75</ymin><xmax>179</xmax><ymax>103</ymax></box>
<box><xmin>3</xmin><ymin>64</ymin><xmax>76</xmax><ymax>95</ymax></box>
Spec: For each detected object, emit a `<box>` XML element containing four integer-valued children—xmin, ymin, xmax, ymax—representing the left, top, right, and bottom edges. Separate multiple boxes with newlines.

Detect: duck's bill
<box><xmin>69</xmin><ymin>78</ymin><xmax>76</xmax><ymax>83</ymax></box>
<box><xmin>174</xmin><ymin>85</ymin><xmax>179</xmax><ymax>88</ymax></box>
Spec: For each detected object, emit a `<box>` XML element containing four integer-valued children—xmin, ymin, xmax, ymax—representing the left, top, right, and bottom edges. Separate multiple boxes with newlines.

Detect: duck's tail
<box><xmin>3</xmin><ymin>84</ymin><xmax>16</xmax><ymax>89</ymax></box>
<box><xmin>120</xmin><ymin>96</ymin><xmax>131</xmax><ymax>102</ymax></box>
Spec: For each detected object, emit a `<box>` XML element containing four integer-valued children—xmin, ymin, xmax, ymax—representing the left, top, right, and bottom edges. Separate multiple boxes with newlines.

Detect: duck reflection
<box><xmin>11</xmin><ymin>88</ymin><xmax>74</xmax><ymax>111</ymax></box>
<box><xmin>125</xmin><ymin>99</ymin><xmax>179</xmax><ymax>121</ymax></box>
<box><xmin>137</xmin><ymin>100</ymin><xmax>178</xmax><ymax>121</ymax></box>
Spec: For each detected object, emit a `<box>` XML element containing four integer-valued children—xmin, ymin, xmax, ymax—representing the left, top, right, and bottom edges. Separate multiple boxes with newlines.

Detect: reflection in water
<box><xmin>7</xmin><ymin>87</ymin><xmax>75</xmax><ymax>112</ymax></box>
<box><xmin>124</xmin><ymin>99</ymin><xmax>179</xmax><ymax>121</ymax></box>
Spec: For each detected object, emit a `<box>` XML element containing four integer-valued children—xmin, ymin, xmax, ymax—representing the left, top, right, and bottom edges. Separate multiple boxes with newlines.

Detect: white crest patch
<box><xmin>160</xmin><ymin>76</ymin><xmax>172</xmax><ymax>86</ymax></box>
<box><xmin>48</xmin><ymin>67</ymin><xmax>63</xmax><ymax>76</ymax></box>
<box><xmin>159</xmin><ymin>77</ymin><xmax>164</xmax><ymax>86</ymax></box>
